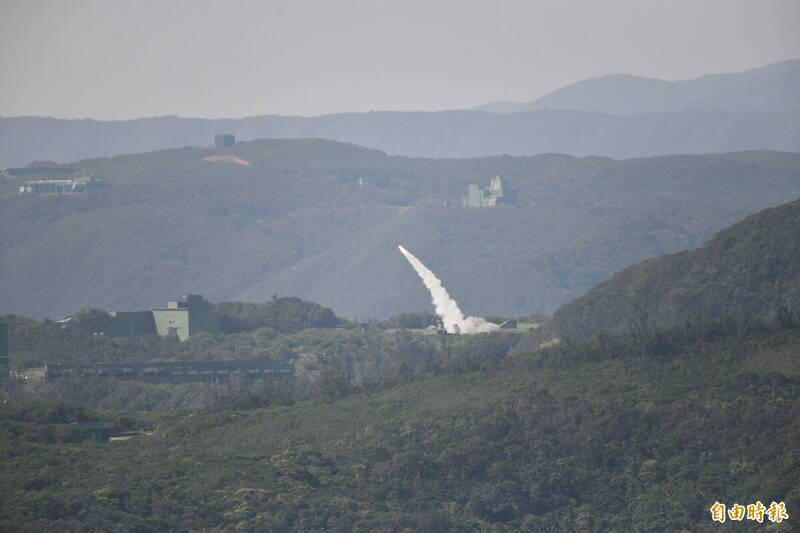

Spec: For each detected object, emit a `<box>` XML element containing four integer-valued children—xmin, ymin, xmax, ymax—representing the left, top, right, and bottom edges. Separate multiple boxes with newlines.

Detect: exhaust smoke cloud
<box><xmin>398</xmin><ymin>245</ymin><xmax>500</xmax><ymax>334</ymax></box>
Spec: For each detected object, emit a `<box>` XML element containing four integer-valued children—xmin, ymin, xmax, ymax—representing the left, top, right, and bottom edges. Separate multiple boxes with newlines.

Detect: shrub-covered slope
<box><xmin>2</xmin><ymin>296</ymin><xmax>344</xmax><ymax>370</ymax></box>
<box><xmin>215</xmin><ymin>297</ymin><xmax>342</xmax><ymax>334</ymax></box>
<box><xmin>2</xmin><ymin>320</ymin><xmax>799</xmax><ymax>531</ymax></box>
<box><xmin>550</xmin><ymin>198</ymin><xmax>800</xmax><ymax>340</ymax></box>
<box><xmin>2</xmin><ymin>140</ymin><xmax>800</xmax><ymax>320</ymax></box>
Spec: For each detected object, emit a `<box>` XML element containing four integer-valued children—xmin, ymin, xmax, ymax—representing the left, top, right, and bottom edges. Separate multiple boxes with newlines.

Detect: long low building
<box><xmin>19</xmin><ymin>175</ymin><xmax>109</xmax><ymax>194</ymax></box>
<box><xmin>45</xmin><ymin>359</ymin><xmax>294</xmax><ymax>384</ymax></box>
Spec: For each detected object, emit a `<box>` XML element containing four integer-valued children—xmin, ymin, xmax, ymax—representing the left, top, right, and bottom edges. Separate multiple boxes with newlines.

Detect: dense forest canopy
<box><xmin>548</xmin><ymin>197</ymin><xmax>800</xmax><ymax>341</ymax></box>
<box><xmin>2</xmin><ymin>140</ymin><xmax>800</xmax><ymax>321</ymax></box>
<box><xmin>3</xmin><ymin>197</ymin><xmax>800</xmax><ymax>531</ymax></box>
<box><xmin>3</xmin><ymin>9</ymin><xmax>799</xmax><ymax>532</ymax></box>
<box><xmin>2</xmin><ymin>305</ymin><xmax>799</xmax><ymax>531</ymax></box>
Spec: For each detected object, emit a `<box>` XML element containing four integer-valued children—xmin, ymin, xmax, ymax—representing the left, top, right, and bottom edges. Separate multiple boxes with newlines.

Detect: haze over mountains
<box><xmin>475</xmin><ymin>57</ymin><xmax>800</xmax><ymax>114</ymax></box>
<box><xmin>5</xmin><ymin>2</ymin><xmax>800</xmax><ymax>530</ymax></box>
<box><xmin>2</xmin><ymin>57</ymin><xmax>799</xmax><ymax>321</ymax></box>
<box><xmin>1</xmin><ymin>59</ymin><xmax>798</xmax><ymax>168</ymax></box>
<box><xmin>2</xmin><ymin>139</ymin><xmax>799</xmax><ymax>320</ymax></box>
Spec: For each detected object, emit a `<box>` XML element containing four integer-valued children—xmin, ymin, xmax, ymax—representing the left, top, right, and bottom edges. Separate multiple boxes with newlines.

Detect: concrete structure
<box><xmin>466</xmin><ymin>184</ymin><xmax>485</xmax><ymax>208</ymax></box>
<box><xmin>94</xmin><ymin>311</ymin><xmax>156</xmax><ymax>336</ymax></box>
<box><xmin>463</xmin><ymin>175</ymin><xmax>506</xmax><ymax>207</ymax></box>
<box><xmin>0</xmin><ymin>323</ymin><xmax>8</xmax><ymax>379</ymax></box>
<box><xmin>76</xmin><ymin>423</ymin><xmax>115</xmax><ymax>443</ymax></box>
<box><xmin>152</xmin><ymin>294</ymin><xmax>220</xmax><ymax>341</ymax></box>
<box><xmin>4</xmin><ymin>165</ymin><xmax>74</xmax><ymax>177</ymax></box>
<box><xmin>70</xmin><ymin>295</ymin><xmax>218</xmax><ymax>342</ymax></box>
<box><xmin>214</xmin><ymin>134</ymin><xmax>236</xmax><ymax>148</ymax></box>
<box><xmin>19</xmin><ymin>175</ymin><xmax>109</xmax><ymax>195</ymax></box>
<box><xmin>72</xmin><ymin>310</ymin><xmax>156</xmax><ymax>337</ymax></box>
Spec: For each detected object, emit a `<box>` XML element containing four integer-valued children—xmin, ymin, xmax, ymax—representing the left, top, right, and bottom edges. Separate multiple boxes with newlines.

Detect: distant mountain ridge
<box><xmin>2</xmin><ymin>58</ymin><xmax>799</xmax><ymax>167</ymax></box>
<box><xmin>475</xmin><ymin>58</ymin><xmax>800</xmax><ymax>115</ymax></box>
<box><xmin>2</xmin><ymin>109</ymin><xmax>799</xmax><ymax>168</ymax></box>
<box><xmin>548</xmin><ymin>197</ymin><xmax>800</xmax><ymax>341</ymax></box>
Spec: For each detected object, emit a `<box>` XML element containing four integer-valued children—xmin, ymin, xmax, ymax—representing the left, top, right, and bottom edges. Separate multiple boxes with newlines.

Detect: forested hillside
<box><xmin>2</xmin><ymin>309</ymin><xmax>799</xmax><ymax>531</ymax></box>
<box><xmin>3</xmin><ymin>188</ymin><xmax>800</xmax><ymax>530</ymax></box>
<box><xmin>5</xmin><ymin>5</ymin><xmax>799</xmax><ymax>532</ymax></box>
<box><xmin>2</xmin><ymin>140</ymin><xmax>800</xmax><ymax>320</ymax></box>
<box><xmin>548</xmin><ymin>198</ymin><xmax>800</xmax><ymax>341</ymax></box>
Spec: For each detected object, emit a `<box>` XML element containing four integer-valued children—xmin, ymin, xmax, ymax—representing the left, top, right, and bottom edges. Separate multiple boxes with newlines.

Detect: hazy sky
<box><xmin>1</xmin><ymin>0</ymin><xmax>799</xmax><ymax>119</ymax></box>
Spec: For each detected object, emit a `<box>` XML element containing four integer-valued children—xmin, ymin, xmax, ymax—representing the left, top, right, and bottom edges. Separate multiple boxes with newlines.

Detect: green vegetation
<box><xmin>2</xmin><ymin>139</ymin><xmax>800</xmax><ymax>322</ymax></box>
<box><xmin>2</xmin><ymin>307</ymin><xmax>519</xmax><ymax>412</ymax></box>
<box><xmin>2</xmin><ymin>296</ymin><xmax>345</xmax><ymax>371</ymax></box>
<box><xmin>74</xmin><ymin>308</ymin><xmax>114</xmax><ymax>324</ymax></box>
<box><xmin>550</xmin><ymin>198</ymin><xmax>800</xmax><ymax>341</ymax></box>
<box><xmin>381</xmin><ymin>312</ymin><xmax>438</xmax><ymax>330</ymax></box>
<box><xmin>1</xmin><ymin>312</ymin><xmax>798</xmax><ymax>531</ymax></box>
<box><xmin>3</xmin><ymin>203</ymin><xmax>800</xmax><ymax>529</ymax></box>
<box><xmin>3</xmin><ymin>148</ymin><xmax>800</xmax><ymax>531</ymax></box>
<box><xmin>215</xmin><ymin>297</ymin><xmax>343</xmax><ymax>334</ymax></box>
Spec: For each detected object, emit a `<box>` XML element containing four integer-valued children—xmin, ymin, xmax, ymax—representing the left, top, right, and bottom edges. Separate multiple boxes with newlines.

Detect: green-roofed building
<box><xmin>152</xmin><ymin>294</ymin><xmax>220</xmax><ymax>342</ymax></box>
<box><xmin>70</xmin><ymin>294</ymin><xmax>219</xmax><ymax>342</ymax></box>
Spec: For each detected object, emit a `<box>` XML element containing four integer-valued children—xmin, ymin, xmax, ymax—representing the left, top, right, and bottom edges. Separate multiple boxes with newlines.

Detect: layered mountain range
<box><xmin>1</xmin><ymin>59</ymin><xmax>798</xmax><ymax>167</ymax></box>
<box><xmin>475</xmin><ymin>58</ymin><xmax>800</xmax><ymax>114</ymax></box>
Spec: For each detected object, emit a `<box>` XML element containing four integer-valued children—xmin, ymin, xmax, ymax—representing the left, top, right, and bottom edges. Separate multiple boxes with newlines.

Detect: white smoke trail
<box><xmin>398</xmin><ymin>245</ymin><xmax>500</xmax><ymax>334</ymax></box>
